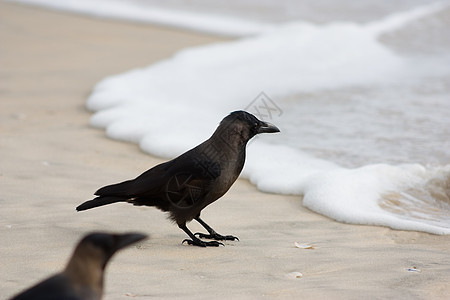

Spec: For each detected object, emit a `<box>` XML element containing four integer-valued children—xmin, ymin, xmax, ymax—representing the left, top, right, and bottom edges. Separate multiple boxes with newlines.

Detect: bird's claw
<box><xmin>194</xmin><ymin>232</ymin><xmax>239</xmax><ymax>241</ymax></box>
<box><xmin>182</xmin><ymin>239</ymin><xmax>224</xmax><ymax>247</ymax></box>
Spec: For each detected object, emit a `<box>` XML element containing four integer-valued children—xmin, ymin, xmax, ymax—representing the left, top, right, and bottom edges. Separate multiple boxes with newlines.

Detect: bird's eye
<box><xmin>254</xmin><ymin>122</ymin><xmax>258</xmax><ymax>128</ymax></box>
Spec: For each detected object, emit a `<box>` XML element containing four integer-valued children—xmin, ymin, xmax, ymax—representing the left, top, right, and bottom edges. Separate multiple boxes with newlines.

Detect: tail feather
<box><xmin>95</xmin><ymin>180</ymin><xmax>133</xmax><ymax>197</ymax></box>
<box><xmin>76</xmin><ymin>196</ymin><xmax>126</xmax><ymax>211</ymax></box>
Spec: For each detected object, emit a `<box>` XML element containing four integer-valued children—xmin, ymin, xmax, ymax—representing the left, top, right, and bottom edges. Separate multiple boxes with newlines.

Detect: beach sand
<box><xmin>1</xmin><ymin>2</ymin><xmax>450</xmax><ymax>299</ymax></box>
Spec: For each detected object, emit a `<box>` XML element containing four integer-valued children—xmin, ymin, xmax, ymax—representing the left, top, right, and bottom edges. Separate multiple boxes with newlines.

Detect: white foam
<box><xmin>244</xmin><ymin>142</ymin><xmax>450</xmax><ymax>234</ymax></box>
<box><xmin>87</xmin><ymin>19</ymin><xmax>405</xmax><ymax>122</ymax></box>
<box><xmin>301</xmin><ymin>164</ymin><xmax>450</xmax><ymax>234</ymax></box>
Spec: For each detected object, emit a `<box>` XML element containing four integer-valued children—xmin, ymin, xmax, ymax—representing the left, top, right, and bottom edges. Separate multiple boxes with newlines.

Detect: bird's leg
<box><xmin>178</xmin><ymin>223</ymin><xmax>224</xmax><ymax>247</ymax></box>
<box><xmin>194</xmin><ymin>216</ymin><xmax>239</xmax><ymax>241</ymax></box>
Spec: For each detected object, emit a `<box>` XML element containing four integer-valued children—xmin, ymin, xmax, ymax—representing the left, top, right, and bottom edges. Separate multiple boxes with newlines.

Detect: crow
<box><xmin>9</xmin><ymin>232</ymin><xmax>147</xmax><ymax>300</ymax></box>
<box><xmin>76</xmin><ymin>111</ymin><xmax>280</xmax><ymax>247</ymax></box>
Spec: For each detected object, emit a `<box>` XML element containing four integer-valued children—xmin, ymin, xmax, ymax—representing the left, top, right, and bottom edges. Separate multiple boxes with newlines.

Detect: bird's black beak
<box><xmin>114</xmin><ymin>232</ymin><xmax>148</xmax><ymax>252</ymax></box>
<box><xmin>258</xmin><ymin>121</ymin><xmax>280</xmax><ymax>134</ymax></box>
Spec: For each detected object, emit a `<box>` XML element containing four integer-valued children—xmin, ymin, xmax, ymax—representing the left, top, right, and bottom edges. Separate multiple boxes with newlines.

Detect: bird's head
<box><xmin>66</xmin><ymin>232</ymin><xmax>147</xmax><ymax>276</ymax></box>
<box><xmin>80</xmin><ymin>232</ymin><xmax>147</xmax><ymax>268</ymax></box>
<box><xmin>218</xmin><ymin>110</ymin><xmax>280</xmax><ymax>145</ymax></box>
<box><xmin>63</xmin><ymin>232</ymin><xmax>147</xmax><ymax>297</ymax></box>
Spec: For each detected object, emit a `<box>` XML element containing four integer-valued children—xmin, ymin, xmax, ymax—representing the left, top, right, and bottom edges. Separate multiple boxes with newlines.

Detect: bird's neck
<box><xmin>64</xmin><ymin>254</ymin><xmax>104</xmax><ymax>299</ymax></box>
<box><xmin>210</xmin><ymin>127</ymin><xmax>249</xmax><ymax>154</ymax></box>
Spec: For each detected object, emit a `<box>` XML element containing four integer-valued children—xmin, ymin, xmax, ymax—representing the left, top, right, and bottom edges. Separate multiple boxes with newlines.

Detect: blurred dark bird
<box><xmin>9</xmin><ymin>232</ymin><xmax>147</xmax><ymax>300</ymax></box>
<box><xmin>76</xmin><ymin>110</ymin><xmax>280</xmax><ymax>247</ymax></box>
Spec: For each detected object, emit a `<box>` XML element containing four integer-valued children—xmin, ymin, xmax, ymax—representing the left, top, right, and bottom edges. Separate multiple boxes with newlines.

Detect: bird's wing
<box><xmin>157</xmin><ymin>151</ymin><xmax>222</xmax><ymax>209</ymax></box>
<box><xmin>94</xmin><ymin>160</ymin><xmax>174</xmax><ymax>197</ymax></box>
<box><xmin>132</xmin><ymin>150</ymin><xmax>221</xmax><ymax>194</ymax></box>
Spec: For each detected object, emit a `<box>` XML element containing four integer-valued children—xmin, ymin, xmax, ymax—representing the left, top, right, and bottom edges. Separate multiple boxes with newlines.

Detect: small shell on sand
<box><xmin>294</xmin><ymin>242</ymin><xmax>315</xmax><ymax>249</ymax></box>
<box><xmin>286</xmin><ymin>271</ymin><xmax>303</xmax><ymax>279</ymax></box>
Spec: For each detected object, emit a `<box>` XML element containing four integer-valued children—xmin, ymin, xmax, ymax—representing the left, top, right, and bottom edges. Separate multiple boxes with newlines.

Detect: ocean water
<box><xmin>12</xmin><ymin>0</ymin><xmax>450</xmax><ymax>234</ymax></box>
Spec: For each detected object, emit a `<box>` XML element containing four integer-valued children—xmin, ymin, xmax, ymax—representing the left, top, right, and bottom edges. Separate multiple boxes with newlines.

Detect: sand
<box><xmin>1</xmin><ymin>2</ymin><xmax>450</xmax><ymax>299</ymax></box>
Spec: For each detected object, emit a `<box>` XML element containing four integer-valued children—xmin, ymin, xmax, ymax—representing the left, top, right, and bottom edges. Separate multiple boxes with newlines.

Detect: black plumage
<box><xmin>77</xmin><ymin>111</ymin><xmax>280</xmax><ymax>247</ymax></box>
<box><xmin>9</xmin><ymin>232</ymin><xmax>147</xmax><ymax>300</ymax></box>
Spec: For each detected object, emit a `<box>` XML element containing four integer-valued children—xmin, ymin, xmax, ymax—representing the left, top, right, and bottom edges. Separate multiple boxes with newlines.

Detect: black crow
<box><xmin>76</xmin><ymin>111</ymin><xmax>280</xmax><ymax>247</ymax></box>
<box><xmin>9</xmin><ymin>232</ymin><xmax>147</xmax><ymax>300</ymax></box>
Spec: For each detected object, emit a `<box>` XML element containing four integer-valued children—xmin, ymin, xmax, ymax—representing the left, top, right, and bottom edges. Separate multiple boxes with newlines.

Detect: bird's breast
<box><xmin>208</xmin><ymin>154</ymin><xmax>245</xmax><ymax>200</ymax></box>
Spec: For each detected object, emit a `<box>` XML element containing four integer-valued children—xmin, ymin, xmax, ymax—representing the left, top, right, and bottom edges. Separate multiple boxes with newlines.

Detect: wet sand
<box><xmin>1</xmin><ymin>2</ymin><xmax>450</xmax><ymax>299</ymax></box>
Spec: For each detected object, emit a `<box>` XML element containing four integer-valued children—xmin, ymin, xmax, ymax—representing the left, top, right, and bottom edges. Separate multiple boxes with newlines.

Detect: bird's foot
<box><xmin>194</xmin><ymin>232</ymin><xmax>239</xmax><ymax>241</ymax></box>
<box><xmin>182</xmin><ymin>238</ymin><xmax>224</xmax><ymax>247</ymax></box>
